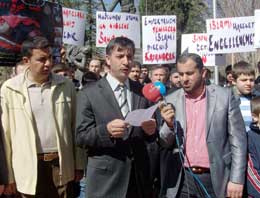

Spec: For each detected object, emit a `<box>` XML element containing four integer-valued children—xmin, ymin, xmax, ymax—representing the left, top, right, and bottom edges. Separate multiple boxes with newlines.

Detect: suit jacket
<box><xmin>1</xmin><ymin>72</ymin><xmax>84</xmax><ymax>194</ymax></box>
<box><xmin>76</xmin><ymin>77</ymin><xmax>154</xmax><ymax>198</ymax></box>
<box><xmin>159</xmin><ymin>84</ymin><xmax>247</xmax><ymax>198</ymax></box>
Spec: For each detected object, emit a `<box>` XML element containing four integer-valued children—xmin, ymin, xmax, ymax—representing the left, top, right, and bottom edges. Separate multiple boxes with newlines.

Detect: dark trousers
<box><xmin>177</xmin><ymin>169</ymin><xmax>216</xmax><ymax>198</ymax></box>
<box><xmin>126</xmin><ymin>163</ymin><xmax>155</xmax><ymax>198</ymax></box>
<box><xmin>126</xmin><ymin>164</ymin><xmax>139</xmax><ymax>198</ymax></box>
<box><xmin>20</xmin><ymin>159</ymin><xmax>67</xmax><ymax>198</ymax></box>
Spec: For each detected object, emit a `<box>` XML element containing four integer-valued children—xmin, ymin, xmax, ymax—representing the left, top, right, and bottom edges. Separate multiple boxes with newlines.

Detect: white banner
<box><xmin>254</xmin><ymin>10</ymin><xmax>260</xmax><ymax>48</ymax></box>
<box><xmin>181</xmin><ymin>33</ymin><xmax>226</xmax><ymax>66</ymax></box>
<box><xmin>206</xmin><ymin>16</ymin><xmax>255</xmax><ymax>54</ymax></box>
<box><xmin>96</xmin><ymin>11</ymin><xmax>140</xmax><ymax>48</ymax></box>
<box><xmin>142</xmin><ymin>15</ymin><xmax>177</xmax><ymax>64</ymax></box>
<box><xmin>62</xmin><ymin>7</ymin><xmax>86</xmax><ymax>46</ymax></box>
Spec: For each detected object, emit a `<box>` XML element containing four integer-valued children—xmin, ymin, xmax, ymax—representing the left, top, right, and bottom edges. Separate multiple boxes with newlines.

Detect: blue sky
<box><xmin>105</xmin><ymin>0</ymin><xmax>120</xmax><ymax>11</ymax></box>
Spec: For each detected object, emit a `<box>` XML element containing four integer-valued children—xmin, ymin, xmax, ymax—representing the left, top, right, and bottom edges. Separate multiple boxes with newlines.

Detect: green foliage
<box><xmin>139</xmin><ymin>0</ymin><xmax>206</xmax><ymax>33</ymax></box>
<box><xmin>58</xmin><ymin>0</ymin><xmax>104</xmax><ymax>59</ymax></box>
<box><xmin>59</xmin><ymin>0</ymin><xmax>82</xmax><ymax>9</ymax></box>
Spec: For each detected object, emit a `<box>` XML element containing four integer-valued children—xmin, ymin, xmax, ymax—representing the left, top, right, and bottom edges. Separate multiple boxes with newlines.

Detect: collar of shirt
<box><xmin>106</xmin><ymin>73</ymin><xmax>132</xmax><ymax>111</ymax></box>
<box><xmin>106</xmin><ymin>72</ymin><xmax>130</xmax><ymax>91</ymax></box>
<box><xmin>185</xmin><ymin>86</ymin><xmax>206</xmax><ymax>102</ymax></box>
<box><xmin>25</xmin><ymin>70</ymin><xmax>52</xmax><ymax>88</ymax></box>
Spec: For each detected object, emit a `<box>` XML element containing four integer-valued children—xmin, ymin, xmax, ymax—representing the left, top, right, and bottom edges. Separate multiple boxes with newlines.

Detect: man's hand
<box><xmin>226</xmin><ymin>182</ymin><xmax>243</xmax><ymax>198</ymax></box>
<box><xmin>0</xmin><ymin>185</ymin><xmax>4</xmax><ymax>196</ymax></box>
<box><xmin>159</xmin><ymin>102</ymin><xmax>175</xmax><ymax>128</ymax></box>
<box><xmin>107</xmin><ymin>119</ymin><xmax>129</xmax><ymax>138</ymax></box>
<box><xmin>74</xmin><ymin>169</ymin><xmax>84</xmax><ymax>182</ymax></box>
<box><xmin>141</xmin><ymin>119</ymin><xmax>156</xmax><ymax>136</ymax></box>
<box><xmin>4</xmin><ymin>183</ymin><xmax>16</xmax><ymax>195</ymax></box>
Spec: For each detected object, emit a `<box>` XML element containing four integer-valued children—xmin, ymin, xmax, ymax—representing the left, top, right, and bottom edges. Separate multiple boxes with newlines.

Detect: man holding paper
<box><xmin>76</xmin><ymin>37</ymin><xmax>156</xmax><ymax>198</ymax></box>
<box><xmin>159</xmin><ymin>53</ymin><xmax>247</xmax><ymax>198</ymax></box>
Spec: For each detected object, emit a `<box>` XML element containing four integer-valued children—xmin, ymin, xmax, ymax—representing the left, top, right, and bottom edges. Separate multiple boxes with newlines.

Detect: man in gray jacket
<box><xmin>159</xmin><ymin>53</ymin><xmax>247</xmax><ymax>198</ymax></box>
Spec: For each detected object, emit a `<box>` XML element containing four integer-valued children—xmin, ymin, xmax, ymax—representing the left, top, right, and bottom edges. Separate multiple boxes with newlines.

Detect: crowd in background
<box><xmin>0</xmin><ymin>36</ymin><xmax>260</xmax><ymax>198</ymax></box>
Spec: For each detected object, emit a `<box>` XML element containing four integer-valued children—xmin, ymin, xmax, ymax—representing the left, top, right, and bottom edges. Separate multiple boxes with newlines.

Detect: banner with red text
<box><xmin>181</xmin><ymin>33</ymin><xmax>225</xmax><ymax>66</ymax></box>
<box><xmin>254</xmin><ymin>10</ymin><xmax>260</xmax><ymax>48</ymax></box>
<box><xmin>206</xmin><ymin>16</ymin><xmax>255</xmax><ymax>54</ymax></box>
<box><xmin>96</xmin><ymin>11</ymin><xmax>140</xmax><ymax>48</ymax></box>
<box><xmin>62</xmin><ymin>7</ymin><xmax>86</xmax><ymax>46</ymax></box>
<box><xmin>142</xmin><ymin>15</ymin><xmax>176</xmax><ymax>64</ymax></box>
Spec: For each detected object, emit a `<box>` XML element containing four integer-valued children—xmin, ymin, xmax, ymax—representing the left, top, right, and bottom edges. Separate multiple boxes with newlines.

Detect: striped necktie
<box><xmin>118</xmin><ymin>84</ymin><xmax>129</xmax><ymax>118</ymax></box>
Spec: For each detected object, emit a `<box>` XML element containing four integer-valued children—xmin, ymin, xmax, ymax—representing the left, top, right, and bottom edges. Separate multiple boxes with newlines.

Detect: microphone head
<box><xmin>142</xmin><ymin>82</ymin><xmax>166</xmax><ymax>103</ymax></box>
<box><xmin>154</xmin><ymin>81</ymin><xmax>167</xmax><ymax>96</ymax></box>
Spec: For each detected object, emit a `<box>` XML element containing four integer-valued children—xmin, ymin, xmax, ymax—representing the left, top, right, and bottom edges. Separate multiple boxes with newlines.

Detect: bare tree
<box><xmin>218</xmin><ymin>0</ymin><xmax>260</xmax><ymax>17</ymax></box>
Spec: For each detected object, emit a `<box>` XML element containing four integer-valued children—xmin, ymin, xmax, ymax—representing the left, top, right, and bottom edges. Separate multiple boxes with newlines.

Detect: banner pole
<box><xmin>231</xmin><ymin>53</ymin><xmax>234</xmax><ymax>68</ymax></box>
<box><xmin>213</xmin><ymin>0</ymin><xmax>219</xmax><ymax>85</ymax></box>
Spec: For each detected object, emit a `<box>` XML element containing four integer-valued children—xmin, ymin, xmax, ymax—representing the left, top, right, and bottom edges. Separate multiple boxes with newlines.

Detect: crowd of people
<box><xmin>0</xmin><ymin>35</ymin><xmax>260</xmax><ymax>198</ymax></box>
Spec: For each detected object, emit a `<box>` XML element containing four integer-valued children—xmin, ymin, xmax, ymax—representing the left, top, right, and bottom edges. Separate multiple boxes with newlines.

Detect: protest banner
<box><xmin>206</xmin><ymin>16</ymin><xmax>255</xmax><ymax>54</ymax></box>
<box><xmin>62</xmin><ymin>7</ymin><xmax>86</xmax><ymax>46</ymax></box>
<box><xmin>0</xmin><ymin>0</ymin><xmax>63</xmax><ymax>66</ymax></box>
<box><xmin>142</xmin><ymin>15</ymin><xmax>176</xmax><ymax>64</ymax></box>
<box><xmin>96</xmin><ymin>11</ymin><xmax>140</xmax><ymax>48</ymax></box>
<box><xmin>254</xmin><ymin>10</ymin><xmax>260</xmax><ymax>48</ymax></box>
<box><xmin>181</xmin><ymin>33</ymin><xmax>226</xmax><ymax>66</ymax></box>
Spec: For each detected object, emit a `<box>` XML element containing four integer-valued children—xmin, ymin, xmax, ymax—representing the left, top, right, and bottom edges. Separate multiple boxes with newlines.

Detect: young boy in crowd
<box><xmin>232</xmin><ymin>61</ymin><xmax>256</xmax><ymax>131</ymax></box>
<box><xmin>247</xmin><ymin>96</ymin><xmax>260</xmax><ymax>197</ymax></box>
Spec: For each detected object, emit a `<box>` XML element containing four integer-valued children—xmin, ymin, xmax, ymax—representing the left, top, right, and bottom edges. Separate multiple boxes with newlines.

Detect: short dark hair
<box><xmin>170</xmin><ymin>67</ymin><xmax>178</xmax><ymax>75</ymax></box>
<box><xmin>225</xmin><ymin>65</ymin><xmax>232</xmax><ymax>75</ymax></box>
<box><xmin>251</xmin><ymin>96</ymin><xmax>260</xmax><ymax>115</ymax></box>
<box><xmin>150</xmin><ymin>65</ymin><xmax>169</xmax><ymax>80</ymax></box>
<box><xmin>232</xmin><ymin>61</ymin><xmax>255</xmax><ymax>80</ymax></box>
<box><xmin>133</xmin><ymin>61</ymin><xmax>141</xmax><ymax>69</ymax></box>
<box><xmin>81</xmin><ymin>71</ymin><xmax>99</xmax><ymax>86</ymax></box>
<box><xmin>257</xmin><ymin>61</ymin><xmax>260</xmax><ymax>68</ymax></box>
<box><xmin>88</xmin><ymin>59</ymin><xmax>102</xmax><ymax>68</ymax></box>
<box><xmin>106</xmin><ymin>37</ymin><xmax>135</xmax><ymax>56</ymax></box>
<box><xmin>141</xmin><ymin>65</ymin><xmax>148</xmax><ymax>69</ymax></box>
<box><xmin>150</xmin><ymin>65</ymin><xmax>169</xmax><ymax>74</ymax></box>
<box><xmin>21</xmin><ymin>36</ymin><xmax>50</xmax><ymax>58</ymax></box>
<box><xmin>177</xmin><ymin>53</ymin><xmax>204</xmax><ymax>71</ymax></box>
<box><xmin>52</xmin><ymin>63</ymin><xmax>69</xmax><ymax>73</ymax></box>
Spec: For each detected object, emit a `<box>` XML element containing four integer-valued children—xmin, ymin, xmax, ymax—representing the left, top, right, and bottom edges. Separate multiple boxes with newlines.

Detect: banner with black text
<box><xmin>142</xmin><ymin>15</ymin><xmax>176</xmax><ymax>64</ymax></box>
<box><xmin>206</xmin><ymin>16</ymin><xmax>255</xmax><ymax>54</ymax></box>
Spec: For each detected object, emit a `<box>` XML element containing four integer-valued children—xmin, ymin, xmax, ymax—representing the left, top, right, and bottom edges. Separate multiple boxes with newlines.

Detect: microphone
<box><xmin>142</xmin><ymin>81</ymin><xmax>175</xmax><ymax>114</ymax></box>
<box><xmin>142</xmin><ymin>81</ymin><xmax>166</xmax><ymax>103</ymax></box>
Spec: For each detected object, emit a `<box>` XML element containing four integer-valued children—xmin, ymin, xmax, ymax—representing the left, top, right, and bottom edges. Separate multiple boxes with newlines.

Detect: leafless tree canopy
<box><xmin>218</xmin><ymin>0</ymin><xmax>260</xmax><ymax>17</ymax></box>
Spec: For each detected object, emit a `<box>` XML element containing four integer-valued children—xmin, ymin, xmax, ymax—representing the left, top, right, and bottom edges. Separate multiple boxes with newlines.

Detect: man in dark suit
<box><xmin>76</xmin><ymin>37</ymin><xmax>156</xmax><ymax>198</ymax></box>
<box><xmin>159</xmin><ymin>53</ymin><xmax>247</xmax><ymax>198</ymax></box>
